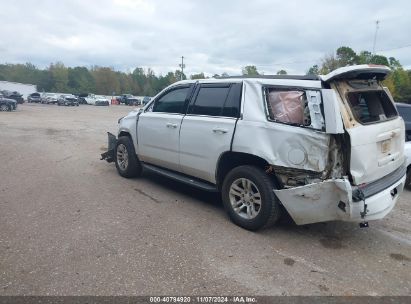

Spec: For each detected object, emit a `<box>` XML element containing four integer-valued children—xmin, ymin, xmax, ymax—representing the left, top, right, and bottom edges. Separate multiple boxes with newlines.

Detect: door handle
<box><xmin>166</xmin><ymin>123</ymin><xmax>178</xmax><ymax>129</ymax></box>
<box><xmin>212</xmin><ymin>127</ymin><xmax>228</xmax><ymax>134</ymax></box>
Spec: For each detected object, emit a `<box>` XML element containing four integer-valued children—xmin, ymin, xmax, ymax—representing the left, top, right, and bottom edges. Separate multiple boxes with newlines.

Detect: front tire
<box><xmin>0</xmin><ymin>104</ymin><xmax>10</xmax><ymax>111</ymax></box>
<box><xmin>115</xmin><ymin>136</ymin><xmax>142</xmax><ymax>178</ymax></box>
<box><xmin>405</xmin><ymin>167</ymin><xmax>411</xmax><ymax>190</ymax></box>
<box><xmin>222</xmin><ymin>165</ymin><xmax>281</xmax><ymax>231</ymax></box>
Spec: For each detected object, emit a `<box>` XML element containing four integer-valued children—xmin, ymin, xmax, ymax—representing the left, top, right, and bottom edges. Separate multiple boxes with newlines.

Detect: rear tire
<box><xmin>115</xmin><ymin>136</ymin><xmax>142</xmax><ymax>178</ymax></box>
<box><xmin>222</xmin><ymin>165</ymin><xmax>281</xmax><ymax>231</ymax></box>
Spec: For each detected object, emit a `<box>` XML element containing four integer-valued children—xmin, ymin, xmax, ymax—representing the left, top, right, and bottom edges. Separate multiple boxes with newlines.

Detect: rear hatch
<box><xmin>322</xmin><ymin>65</ymin><xmax>405</xmax><ymax>185</ymax></box>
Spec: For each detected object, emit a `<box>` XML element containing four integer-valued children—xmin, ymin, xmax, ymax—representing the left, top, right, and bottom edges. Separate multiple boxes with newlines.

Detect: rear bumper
<box><xmin>274</xmin><ymin>164</ymin><xmax>406</xmax><ymax>225</ymax></box>
<box><xmin>348</xmin><ymin>174</ymin><xmax>404</xmax><ymax>221</ymax></box>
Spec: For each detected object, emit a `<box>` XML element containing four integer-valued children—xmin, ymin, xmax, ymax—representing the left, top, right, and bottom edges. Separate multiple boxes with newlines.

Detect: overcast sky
<box><xmin>1</xmin><ymin>0</ymin><xmax>410</xmax><ymax>76</ymax></box>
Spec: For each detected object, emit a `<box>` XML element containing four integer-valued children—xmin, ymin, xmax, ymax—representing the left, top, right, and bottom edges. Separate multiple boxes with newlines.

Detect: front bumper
<box><xmin>100</xmin><ymin>132</ymin><xmax>117</xmax><ymax>163</ymax></box>
<box><xmin>95</xmin><ymin>101</ymin><xmax>109</xmax><ymax>106</ymax></box>
<box><xmin>274</xmin><ymin>164</ymin><xmax>406</xmax><ymax>225</ymax></box>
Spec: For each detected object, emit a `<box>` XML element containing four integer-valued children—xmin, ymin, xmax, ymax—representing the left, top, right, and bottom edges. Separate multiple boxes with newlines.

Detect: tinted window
<box><xmin>190</xmin><ymin>86</ymin><xmax>230</xmax><ymax>116</ymax></box>
<box><xmin>153</xmin><ymin>87</ymin><xmax>190</xmax><ymax>113</ymax></box>
<box><xmin>222</xmin><ymin>83</ymin><xmax>242</xmax><ymax>118</ymax></box>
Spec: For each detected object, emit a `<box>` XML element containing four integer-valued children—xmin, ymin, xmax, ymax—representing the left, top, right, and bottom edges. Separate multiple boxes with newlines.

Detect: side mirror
<box><xmin>321</xmin><ymin>89</ymin><xmax>344</xmax><ymax>134</ymax></box>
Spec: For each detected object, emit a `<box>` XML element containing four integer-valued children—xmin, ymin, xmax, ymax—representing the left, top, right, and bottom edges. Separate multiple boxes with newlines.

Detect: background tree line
<box><xmin>0</xmin><ymin>46</ymin><xmax>410</xmax><ymax>102</ymax></box>
<box><xmin>0</xmin><ymin>63</ymin><xmax>187</xmax><ymax>96</ymax></box>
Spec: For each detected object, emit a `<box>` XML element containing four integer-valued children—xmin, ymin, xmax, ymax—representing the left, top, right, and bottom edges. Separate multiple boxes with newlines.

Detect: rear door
<box><xmin>323</xmin><ymin>65</ymin><xmax>405</xmax><ymax>185</ymax></box>
<box><xmin>179</xmin><ymin>82</ymin><xmax>242</xmax><ymax>183</ymax></box>
<box><xmin>137</xmin><ymin>85</ymin><xmax>193</xmax><ymax>172</ymax></box>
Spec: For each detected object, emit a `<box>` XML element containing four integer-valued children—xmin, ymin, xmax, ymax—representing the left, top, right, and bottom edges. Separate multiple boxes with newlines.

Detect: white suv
<box><xmin>102</xmin><ymin>65</ymin><xmax>406</xmax><ymax>230</ymax></box>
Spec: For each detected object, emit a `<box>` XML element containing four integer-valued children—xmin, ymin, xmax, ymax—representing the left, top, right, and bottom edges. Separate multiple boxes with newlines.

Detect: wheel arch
<box><xmin>118</xmin><ymin>130</ymin><xmax>132</xmax><ymax>139</ymax></box>
<box><xmin>215</xmin><ymin>151</ymin><xmax>280</xmax><ymax>190</ymax></box>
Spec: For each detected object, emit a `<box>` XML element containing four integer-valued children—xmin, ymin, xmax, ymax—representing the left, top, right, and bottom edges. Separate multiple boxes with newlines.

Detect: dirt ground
<box><xmin>0</xmin><ymin>103</ymin><xmax>410</xmax><ymax>296</ymax></box>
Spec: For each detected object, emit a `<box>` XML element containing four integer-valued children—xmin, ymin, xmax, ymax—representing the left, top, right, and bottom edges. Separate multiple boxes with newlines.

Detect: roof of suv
<box><xmin>173</xmin><ymin>77</ymin><xmax>322</xmax><ymax>89</ymax></box>
<box><xmin>177</xmin><ymin>74</ymin><xmax>318</xmax><ymax>83</ymax></box>
<box><xmin>217</xmin><ymin>75</ymin><xmax>320</xmax><ymax>80</ymax></box>
<box><xmin>175</xmin><ymin>65</ymin><xmax>391</xmax><ymax>86</ymax></box>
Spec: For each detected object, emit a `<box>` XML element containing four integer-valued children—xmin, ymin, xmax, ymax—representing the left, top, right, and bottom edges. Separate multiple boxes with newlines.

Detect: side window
<box><xmin>188</xmin><ymin>83</ymin><xmax>241</xmax><ymax>118</ymax></box>
<box><xmin>152</xmin><ymin>87</ymin><xmax>190</xmax><ymax>114</ymax></box>
<box><xmin>222</xmin><ymin>83</ymin><xmax>242</xmax><ymax>118</ymax></box>
<box><xmin>189</xmin><ymin>86</ymin><xmax>230</xmax><ymax>116</ymax></box>
<box><xmin>265</xmin><ymin>88</ymin><xmax>324</xmax><ymax>130</ymax></box>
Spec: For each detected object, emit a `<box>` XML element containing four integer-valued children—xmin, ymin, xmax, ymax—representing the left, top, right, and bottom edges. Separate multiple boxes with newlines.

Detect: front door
<box><xmin>137</xmin><ymin>85</ymin><xmax>192</xmax><ymax>171</ymax></box>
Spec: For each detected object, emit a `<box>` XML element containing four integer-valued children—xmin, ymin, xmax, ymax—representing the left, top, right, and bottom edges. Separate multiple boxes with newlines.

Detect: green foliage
<box><xmin>307</xmin><ymin>64</ymin><xmax>319</xmax><ymax>76</ymax></box>
<box><xmin>276</xmin><ymin>70</ymin><xmax>287</xmax><ymax>75</ymax></box>
<box><xmin>90</xmin><ymin>67</ymin><xmax>120</xmax><ymax>95</ymax></box>
<box><xmin>49</xmin><ymin>62</ymin><xmax>69</xmax><ymax>92</ymax></box>
<box><xmin>0</xmin><ymin>63</ymin><xmax>190</xmax><ymax>96</ymax></box>
<box><xmin>319</xmin><ymin>53</ymin><xmax>341</xmax><ymax>74</ymax></box>
<box><xmin>68</xmin><ymin>67</ymin><xmax>95</xmax><ymax>94</ymax></box>
<box><xmin>385</xmin><ymin>68</ymin><xmax>411</xmax><ymax>102</ymax></box>
<box><xmin>336</xmin><ymin>46</ymin><xmax>358</xmax><ymax>66</ymax></box>
<box><xmin>242</xmin><ymin>65</ymin><xmax>259</xmax><ymax>76</ymax></box>
<box><xmin>190</xmin><ymin>72</ymin><xmax>206</xmax><ymax>80</ymax></box>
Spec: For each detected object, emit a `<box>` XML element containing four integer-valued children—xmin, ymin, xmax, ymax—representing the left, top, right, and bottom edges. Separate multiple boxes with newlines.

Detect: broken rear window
<box><xmin>265</xmin><ymin>88</ymin><xmax>324</xmax><ymax>130</ymax></box>
<box><xmin>346</xmin><ymin>90</ymin><xmax>397</xmax><ymax>124</ymax></box>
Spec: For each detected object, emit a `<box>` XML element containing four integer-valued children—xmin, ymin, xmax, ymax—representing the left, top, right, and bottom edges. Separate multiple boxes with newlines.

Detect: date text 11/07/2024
<box><xmin>149</xmin><ymin>296</ymin><xmax>257</xmax><ymax>303</ymax></box>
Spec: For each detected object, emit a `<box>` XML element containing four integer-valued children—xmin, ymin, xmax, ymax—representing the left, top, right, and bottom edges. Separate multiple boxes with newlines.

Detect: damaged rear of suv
<box><xmin>102</xmin><ymin>64</ymin><xmax>405</xmax><ymax>230</ymax></box>
<box><xmin>272</xmin><ymin>65</ymin><xmax>405</xmax><ymax>226</ymax></box>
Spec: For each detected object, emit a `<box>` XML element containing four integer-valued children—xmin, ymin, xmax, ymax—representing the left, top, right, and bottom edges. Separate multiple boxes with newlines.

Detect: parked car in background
<box><xmin>58</xmin><ymin>94</ymin><xmax>79</xmax><ymax>106</ymax></box>
<box><xmin>84</xmin><ymin>94</ymin><xmax>110</xmax><ymax>106</ymax></box>
<box><xmin>94</xmin><ymin>95</ymin><xmax>110</xmax><ymax>106</ymax></box>
<box><xmin>396</xmin><ymin>103</ymin><xmax>411</xmax><ymax>141</ymax></box>
<box><xmin>1</xmin><ymin>90</ymin><xmax>24</xmax><ymax>104</ymax></box>
<box><xmin>77</xmin><ymin>93</ymin><xmax>89</xmax><ymax>104</ymax></box>
<box><xmin>117</xmin><ymin>94</ymin><xmax>141</xmax><ymax>106</ymax></box>
<box><xmin>142</xmin><ymin>96</ymin><xmax>152</xmax><ymax>105</ymax></box>
<box><xmin>41</xmin><ymin>93</ymin><xmax>59</xmax><ymax>104</ymax></box>
<box><xmin>0</xmin><ymin>93</ymin><xmax>17</xmax><ymax>111</ymax></box>
<box><xmin>404</xmin><ymin>141</ymin><xmax>411</xmax><ymax>190</ymax></box>
<box><xmin>27</xmin><ymin>92</ymin><xmax>41</xmax><ymax>103</ymax></box>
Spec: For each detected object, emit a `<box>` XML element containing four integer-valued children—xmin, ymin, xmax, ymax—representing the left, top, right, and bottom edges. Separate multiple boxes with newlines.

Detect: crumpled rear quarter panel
<box><xmin>233</xmin><ymin>80</ymin><xmax>329</xmax><ymax>172</ymax></box>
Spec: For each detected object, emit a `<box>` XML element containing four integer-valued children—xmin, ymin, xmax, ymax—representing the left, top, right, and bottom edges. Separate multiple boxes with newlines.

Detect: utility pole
<box><xmin>179</xmin><ymin>56</ymin><xmax>185</xmax><ymax>80</ymax></box>
<box><xmin>372</xmin><ymin>20</ymin><xmax>380</xmax><ymax>55</ymax></box>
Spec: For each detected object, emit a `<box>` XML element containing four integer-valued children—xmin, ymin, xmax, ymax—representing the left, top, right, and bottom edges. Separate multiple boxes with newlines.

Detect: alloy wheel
<box><xmin>116</xmin><ymin>144</ymin><xmax>129</xmax><ymax>171</ymax></box>
<box><xmin>229</xmin><ymin>178</ymin><xmax>262</xmax><ymax>219</ymax></box>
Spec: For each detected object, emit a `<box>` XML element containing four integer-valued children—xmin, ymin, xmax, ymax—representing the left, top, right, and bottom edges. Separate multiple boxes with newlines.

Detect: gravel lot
<box><xmin>0</xmin><ymin>103</ymin><xmax>410</xmax><ymax>296</ymax></box>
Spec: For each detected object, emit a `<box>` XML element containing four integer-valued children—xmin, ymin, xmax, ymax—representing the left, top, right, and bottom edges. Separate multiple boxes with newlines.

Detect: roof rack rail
<box><xmin>215</xmin><ymin>75</ymin><xmax>321</xmax><ymax>81</ymax></box>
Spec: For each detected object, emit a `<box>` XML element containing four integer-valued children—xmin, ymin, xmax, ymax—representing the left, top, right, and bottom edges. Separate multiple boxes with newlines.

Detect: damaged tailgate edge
<box><xmin>100</xmin><ymin>132</ymin><xmax>117</xmax><ymax>163</ymax></box>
